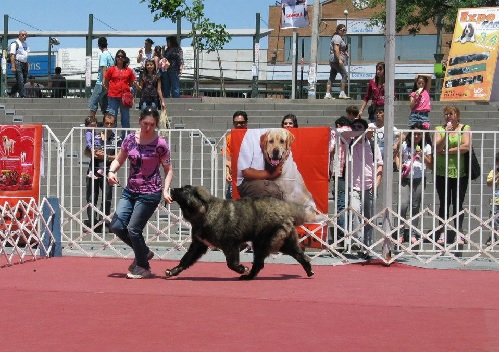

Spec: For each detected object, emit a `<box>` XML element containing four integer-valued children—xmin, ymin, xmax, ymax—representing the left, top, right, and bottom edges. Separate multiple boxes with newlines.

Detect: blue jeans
<box><xmin>161</xmin><ymin>69</ymin><xmax>180</xmax><ymax>98</ymax></box>
<box><xmin>409</xmin><ymin>111</ymin><xmax>429</xmax><ymax>127</ymax></box>
<box><xmin>88</xmin><ymin>84</ymin><xmax>108</xmax><ymax>113</ymax></box>
<box><xmin>107</xmin><ymin>96</ymin><xmax>130</xmax><ymax>132</ymax></box>
<box><xmin>14</xmin><ymin>61</ymin><xmax>29</xmax><ymax>97</ymax></box>
<box><xmin>140</xmin><ymin>101</ymin><xmax>158</xmax><ymax>110</ymax></box>
<box><xmin>109</xmin><ymin>188</ymin><xmax>161</xmax><ymax>269</ymax></box>
<box><xmin>335</xmin><ymin>178</ymin><xmax>346</xmax><ymax>238</ymax></box>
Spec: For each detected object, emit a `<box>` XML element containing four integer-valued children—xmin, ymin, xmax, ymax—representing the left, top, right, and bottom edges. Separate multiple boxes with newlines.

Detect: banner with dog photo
<box><xmin>0</xmin><ymin>125</ymin><xmax>43</xmax><ymax>244</ymax></box>
<box><xmin>230</xmin><ymin>127</ymin><xmax>330</xmax><ymax>247</ymax></box>
<box><xmin>441</xmin><ymin>7</ymin><xmax>499</xmax><ymax>102</ymax></box>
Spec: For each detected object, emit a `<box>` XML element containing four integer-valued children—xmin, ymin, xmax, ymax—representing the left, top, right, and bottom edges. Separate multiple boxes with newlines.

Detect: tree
<box><xmin>141</xmin><ymin>0</ymin><xmax>232</xmax><ymax>96</ymax></box>
<box><xmin>366</xmin><ymin>0</ymin><xmax>499</xmax><ymax>34</ymax></box>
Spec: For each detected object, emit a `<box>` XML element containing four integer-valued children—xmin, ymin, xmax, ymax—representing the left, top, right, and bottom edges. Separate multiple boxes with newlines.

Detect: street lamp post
<box><xmin>48</xmin><ymin>37</ymin><xmax>60</xmax><ymax>80</ymax></box>
<box><xmin>343</xmin><ymin>9</ymin><xmax>350</xmax><ymax>98</ymax></box>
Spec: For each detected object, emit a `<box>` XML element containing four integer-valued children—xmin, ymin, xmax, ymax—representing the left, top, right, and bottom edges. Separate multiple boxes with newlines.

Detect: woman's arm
<box><xmin>107</xmin><ymin>149</ymin><xmax>128</xmax><ymax>186</ymax></box>
<box><xmin>157</xmin><ymin>80</ymin><xmax>166</xmax><ymax>108</ymax></box>
<box><xmin>161</xmin><ymin>159</ymin><xmax>174</xmax><ymax>203</ymax></box>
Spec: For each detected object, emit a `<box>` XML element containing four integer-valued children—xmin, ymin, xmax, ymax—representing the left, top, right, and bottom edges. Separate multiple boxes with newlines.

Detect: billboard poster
<box><xmin>281</xmin><ymin>0</ymin><xmax>309</xmax><ymax>29</ymax></box>
<box><xmin>441</xmin><ymin>7</ymin><xmax>499</xmax><ymax>101</ymax></box>
<box><xmin>229</xmin><ymin>127</ymin><xmax>330</xmax><ymax>248</ymax></box>
<box><xmin>0</xmin><ymin>125</ymin><xmax>43</xmax><ymax>242</ymax></box>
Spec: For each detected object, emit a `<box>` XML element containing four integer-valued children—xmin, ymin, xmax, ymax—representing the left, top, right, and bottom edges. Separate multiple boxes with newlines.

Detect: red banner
<box><xmin>0</xmin><ymin>124</ymin><xmax>43</xmax><ymax>208</ymax></box>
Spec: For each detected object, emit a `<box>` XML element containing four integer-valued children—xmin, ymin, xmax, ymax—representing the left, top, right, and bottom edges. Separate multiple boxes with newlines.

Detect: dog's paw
<box><xmin>239</xmin><ymin>274</ymin><xmax>253</xmax><ymax>280</ymax></box>
<box><xmin>306</xmin><ymin>270</ymin><xmax>315</xmax><ymax>277</ymax></box>
<box><xmin>164</xmin><ymin>267</ymin><xmax>182</xmax><ymax>277</ymax></box>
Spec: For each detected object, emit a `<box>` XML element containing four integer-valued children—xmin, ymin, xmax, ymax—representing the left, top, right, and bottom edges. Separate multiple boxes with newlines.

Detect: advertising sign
<box><xmin>441</xmin><ymin>7</ymin><xmax>499</xmax><ymax>101</ymax></box>
<box><xmin>281</xmin><ymin>0</ymin><xmax>309</xmax><ymax>29</ymax></box>
<box><xmin>0</xmin><ymin>125</ymin><xmax>43</xmax><ymax>243</ymax></box>
<box><xmin>230</xmin><ymin>127</ymin><xmax>330</xmax><ymax>248</ymax></box>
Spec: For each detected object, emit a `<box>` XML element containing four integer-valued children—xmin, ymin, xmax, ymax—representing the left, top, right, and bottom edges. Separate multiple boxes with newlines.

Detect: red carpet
<box><xmin>0</xmin><ymin>257</ymin><xmax>497</xmax><ymax>351</ymax></box>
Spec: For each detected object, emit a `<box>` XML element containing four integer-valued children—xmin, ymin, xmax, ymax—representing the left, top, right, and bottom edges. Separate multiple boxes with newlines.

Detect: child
<box><xmin>84</xmin><ymin>115</ymin><xmax>104</xmax><ymax>178</ymax></box>
<box><xmin>486</xmin><ymin>152</ymin><xmax>499</xmax><ymax>246</ymax></box>
<box><xmin>395</xmin><ymin>122</ymin><xmax>433</xmax><ymax>244</ymax></box>
<box><xmin>409</xmin><ymin>75</ymin><xmax>431</xmax><ymax>127</ymax></box>
<box><xmin>138</xmin><ymin>58</ymin><xmax>165</xmax><ymax>110</ymax></box>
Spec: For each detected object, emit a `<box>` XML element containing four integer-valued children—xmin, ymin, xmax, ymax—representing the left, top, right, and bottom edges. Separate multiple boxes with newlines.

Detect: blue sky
<box><xmin>1</xmin><ymin>0</ymin><xmax>275</xmax><ymax>52</ymax></box>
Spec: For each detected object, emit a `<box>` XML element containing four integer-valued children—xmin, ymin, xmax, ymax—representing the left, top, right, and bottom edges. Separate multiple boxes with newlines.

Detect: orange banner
<box><xmin>230</xmin><ymin>127</ymin><xmax>330</xmax><ymax>215</ymax></box>
<box><xmin>441</xmin><ymin>7</ymin><xmax>499</xmax><ymax>102</ymax></box>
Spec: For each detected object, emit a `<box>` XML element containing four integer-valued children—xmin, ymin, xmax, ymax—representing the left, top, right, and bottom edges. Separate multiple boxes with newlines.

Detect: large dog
<box><xmin>165</xmin><ymin>185</ymin><xmax>314</xmax><ymax>280</ymax></box>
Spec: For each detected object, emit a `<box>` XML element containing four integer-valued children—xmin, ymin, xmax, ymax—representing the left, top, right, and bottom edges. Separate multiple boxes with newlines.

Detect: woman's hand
<box><xmin>107</xmin><ymin>171</ymin><xmax>119</xmax><ymax>186</ymax></box>
<box><xmin>163</xmin><ymin>188</ymin><xmax>173</xmax><ymax>204</ymax></box>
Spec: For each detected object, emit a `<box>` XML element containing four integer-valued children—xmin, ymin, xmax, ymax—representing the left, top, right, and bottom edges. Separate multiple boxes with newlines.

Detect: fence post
<box><xmin>41</xmin><ymin>197</ymin><xmax>62</xmax><ymax>257</ymax></box>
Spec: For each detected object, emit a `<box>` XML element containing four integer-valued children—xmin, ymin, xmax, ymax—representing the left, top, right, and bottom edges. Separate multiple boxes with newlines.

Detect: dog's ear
<box><xmin>260</xmin><ymin>130</ymin><xmax>269</xmax><ymax>151</ymax></box>
<box><xmin>193</xmin><ymin>186</ymin><xmax>212</xmax><ymax>203</ymax></box>
<box><xmin>284</xmin><ymin>129</ymin><xmax>295</xmax><ymax>148</ymax></box>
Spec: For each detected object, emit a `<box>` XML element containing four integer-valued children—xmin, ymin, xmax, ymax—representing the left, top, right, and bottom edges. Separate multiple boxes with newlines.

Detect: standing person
<box><xmin>224</xmin><ymin>111</ymin><xmax>248</xmax><ymax>199</ymax></box>
<box><xmin>49</xmin><ymin>67</ymin><xmax>67</xmax><ymax>98</ymax></box>
<box><xmin>409</xmin><ymin>74</ymin><xmax>432</xmax><ymax>127</ymax></box>
<box><xmin>347</xmin><ymin>118</ymin><xmax>383</xmax><ymax>257</ymax></box>
<box><xmin>395</xmin><ymin>122</ymin><xmax>432</xmax><ymax>244</ymax></box>
<box><xmin>371</xmin><ymin>106</ymin><xmax>401</xmax><ymax>158</ymax></box>
<box><xmin>108</xmin><ymin>107</ymin><xmax>174</xmax><ymax>279</ymax></box>
<box><xmin>137</xmin><ymin>58</ymin><xmax>165</xmax><ymax>110</ymax></box>
<box><xmin>84</xmin><ymin>114</ymin><xmax>121</xmax><ymax>230</ymax></box>
<box><xmin>434</xmin><ymin>105</ymin><xmax>470</xmax><ymax>245</ymax></box>
<box><xmin>486</xmin><ymin>152</ymin><xmax>499</xmax><ymax>246</ymax></box>
<box><xmin>324</xmin><ymin>24</ymin><xmax>349</xmax><ymax>100</ymax></box>
<box><xmin>161</xmin><ymin>36</ymin><xmax>184</xmax><ymax>98</ymax></box>
<box><xmin>358</xmin><ymin>62</ymin><xmax>385</xmax><ymax>122</ymax></box>
<box><xmin>103</xmin><ymin>50</ymin><xmax>136</xmax><ymax>134</ymax></box>
<box><xmin>88</xmin><ymin>37</ymin><xmax>114</xmax><ymax>118</ymax></box>
<box><xmin>329</xmin><ymin>116</ymin><xmax>351</xmax><ymax>244</ymax></box>
<box><xmin>9</xmin><ymin>30</ymin><xmax>29</xmax><ymax>98</ymax></box>
<box><xmin>136</xmin><ymin>38</ymin><xmax>154</xmax><ymax>69</ymax></box>
<box><xmin>281</xmin><ymin>114</ymin><xmax>298</xmax><ymax>128</ymax></box>
<box><xmin>153</xmin><ymin>45</ymin><xmax>162</xmax><ymax>73</ymax></box>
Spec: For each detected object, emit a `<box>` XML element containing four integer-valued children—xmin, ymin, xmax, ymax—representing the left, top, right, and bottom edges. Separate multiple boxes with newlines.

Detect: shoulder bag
<box><xmin>461</xmin><ymin>125</ymin><xmax>481</xmax><ymax>180</ymax></box>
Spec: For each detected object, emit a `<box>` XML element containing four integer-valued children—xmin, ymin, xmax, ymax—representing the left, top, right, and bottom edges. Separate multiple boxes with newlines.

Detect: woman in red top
<box><xmin>103</xmin><ymin>50</ymin><xmax>136</xmax><ymax>133</ymax></box>
<box><xmin>358</xmin><ymin>62</ymin><xmax>385</xmax><ymax>122</ymax></box>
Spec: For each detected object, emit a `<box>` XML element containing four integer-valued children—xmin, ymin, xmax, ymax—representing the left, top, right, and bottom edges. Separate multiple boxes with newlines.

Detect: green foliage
<box><xmin>140</xmin><ymin>0</ymin><xmax>231</xmax><ymax>51</ymax></box>
<box><xmin>365</xmin><ymin>0</ymin><xmax>499</xmax><ymax>34</ymax></box>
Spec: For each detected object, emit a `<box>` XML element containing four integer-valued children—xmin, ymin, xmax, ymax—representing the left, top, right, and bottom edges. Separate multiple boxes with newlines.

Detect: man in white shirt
<box><xmin>9</xmin><ymin>30</ymin><xmax>29</xmax><ymax>98</ymax></box>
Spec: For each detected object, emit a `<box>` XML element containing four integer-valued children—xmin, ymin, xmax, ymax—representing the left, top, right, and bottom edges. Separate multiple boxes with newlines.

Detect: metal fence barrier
<box><xmin>1</xmin><ymin>126</ymin><xmax>498</xmax><ymax>268</ymax></box>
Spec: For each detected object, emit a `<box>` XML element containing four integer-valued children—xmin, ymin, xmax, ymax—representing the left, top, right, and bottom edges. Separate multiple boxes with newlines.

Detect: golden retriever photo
<box><xmin>259</xmin><ymin>129</ymin><xmax>321</xmax><ymax>218</ymax></box>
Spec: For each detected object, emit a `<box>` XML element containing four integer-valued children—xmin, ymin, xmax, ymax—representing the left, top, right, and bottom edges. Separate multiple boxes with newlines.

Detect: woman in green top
<box><xmin>433</xmin><ymin>105</ymin><xmax>471</xmax><ymax>245</ymax></box>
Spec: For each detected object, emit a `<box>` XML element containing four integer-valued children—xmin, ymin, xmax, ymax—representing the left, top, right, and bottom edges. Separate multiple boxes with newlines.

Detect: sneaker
<box><xmin>324</xmin><ymin>93</ymin><xmax>334</xmax><ymax>99</ymax></box>
<box><xmin>338</xmin><ymin>92</ymin><xmax>351</xmax><ymax>99</ymax></box>
<box><xmin>128</xmin><ymin>251</ymin><xmax>154</xmax><ymax>273</ymax></box>
<box><xmin>126</xmin><ymin>265</ymin><xmax>152</xmax><ymax>279</ymax></box>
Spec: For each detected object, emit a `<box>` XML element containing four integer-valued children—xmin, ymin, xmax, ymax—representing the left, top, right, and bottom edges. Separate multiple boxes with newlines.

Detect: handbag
<box><xmin>461</xmin><ymin>125</ymin><xmax>481</xmax><ymax>180</ymax></box>
<box><xmin>120</xmin><ymin>68</ymin><xmax>134</xmax><ymax>108</ymax></box>
<box><xmin>121</xmin><ymin>90</ymin><xmax>134</xmax><ymax>108</ymax></box>
<box><xmin>464</xmin><ymin>147</ymin><xmax>481</xmax><ymax>180</ymax></box>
